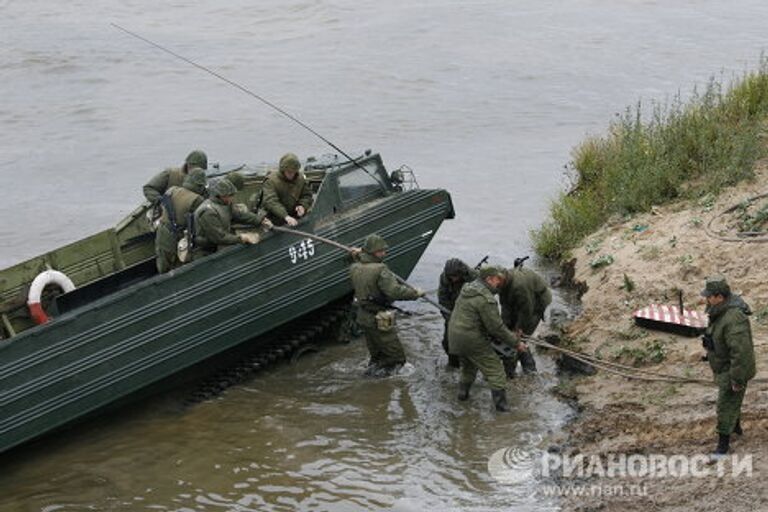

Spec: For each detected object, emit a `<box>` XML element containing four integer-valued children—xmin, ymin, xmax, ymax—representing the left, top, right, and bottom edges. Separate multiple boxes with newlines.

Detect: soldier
<box><xmin>261</xmin><ymin>153</ymin><xmax>313</xmax><ymax>227</ymax></box>
<box><xmin>437</xmin><ymin>258</ymin><xmax>477</xmax><ymax>368</ymax></box>
<box><xmin>701</xmin><ymin>275</ymin><xmax>756</xmax><ymax>458</ymax></box>
<box><xmin>226</xmin><ymin>171</ymin><xmax>246</xmax><ymax>192</ymax></box>
<box><xmin>192</xmin><ymin>179</ymin><xmax>271</xmax><ymax>259</ymax></box>
<box><xmin>154</xmin><ymin>168</ymin><xmax>208</xmax><ymax>273</ymax></box>
<box><xmin>448</xmin><ymin>266</ymin><xmax>526</xmax><ymax>412</ymax></box>
<box><xmin>349</xmin><ymin>234</ymin><xmax>424</xmax><ymax>376</ymax></box>
<box><xmin>143</xmin><ymin>150</ymin><xmax>208</xmax><ymax>204</ymax></box>
<box><xmin>498</xmin><ymin>266</ymin><xmax>552</xmax><ymax>377</ymax></box>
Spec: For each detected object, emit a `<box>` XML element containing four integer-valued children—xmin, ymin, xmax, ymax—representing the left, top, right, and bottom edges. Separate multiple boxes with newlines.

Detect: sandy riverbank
<box><xmin>551</xmin><ymin>161</ymin><xmax>768</xmax><ymax>511</ymax></box>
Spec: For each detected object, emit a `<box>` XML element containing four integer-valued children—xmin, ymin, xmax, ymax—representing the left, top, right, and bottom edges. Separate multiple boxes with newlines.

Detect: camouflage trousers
<box><xmin>501</xmin><ymin>349</ymin><xmax>537</xmax><ymax>378</ymax></box>
<box><xmin>360</xmin><ymin>324</ymin><xmax>406</xmax><ymax>368</ymax></box>
<box><xmin>459</xmin><ymin>346</ymin><xmax>507</xmax><ymax>391</ymax></box>
<box><xmin>716</xmin><ymin>372</ymin><xmax>747</xmax><ymax>435</ymax></box>
<box><xmin>442</xmin><ymin>321</ymin><xmax>461</xmax><ymax>368</ymax></box>
<box><xmin>155</xmin><ymin>223</ymin><xmax>179</xmax><ymax>273</ymax></box>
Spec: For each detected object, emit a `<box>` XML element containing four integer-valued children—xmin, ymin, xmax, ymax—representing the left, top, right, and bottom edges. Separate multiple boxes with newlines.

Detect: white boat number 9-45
<box><xmin>288</xmin><ymin>239</ymin><xmax>316</xmax><ymax>264</ymax></box>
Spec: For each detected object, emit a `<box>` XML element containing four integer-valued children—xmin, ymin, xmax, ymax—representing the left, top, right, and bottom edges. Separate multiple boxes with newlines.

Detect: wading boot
<box><xmin>708</xmin><ymin>434</ymin><xmax>730</xmax><ymax>463</ymax></box>
<box><xmin>457</xmin><ymin>382</ymin><xmax>472</xmax><ymax>401</ymax></box>
<box><xmin>733</xmin><ymin>419</ymin><xmax>743</xmax><ymax>436</ymax></box>
<box><xmin>491</xmin><ymin>389</ymin><xmax>510</xmax><ymax>412</ymax></box>
<box><xmin>520</xmin><ymin>351</ymin><xmax>538</xmax><ymax>375</ymax></box>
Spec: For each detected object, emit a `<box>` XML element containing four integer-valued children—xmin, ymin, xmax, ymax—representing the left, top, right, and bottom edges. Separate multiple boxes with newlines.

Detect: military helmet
<box><xmin>363</xmin><ymin>234</ymin><xmax>389</xmax><ymax>254</ymax></box>
<box><xmin>279</xmin><ymin>153</ymin><xmax>301</xmax><ymax>174</ymax></box>
<box><xmin>227</xmin><ymin>171</ymin><xmax>245</xmax><ymax>191</ymax></box>
<box><xmin>185</xmin><ymin>150</ymin><xmax>208</xmax><ymax>170</ymax></box>
<box><xmin>183</xmin><ymin>167</ymin><xmax>208</xmax><ymax>195</ymax></box>
<box><xmin>701</xmin><ymin>274</ymin><xmax>731</xmax><ymax>297</ymax></box>
<box><xmin>213</xmin><ymin>178</ymin><xmax>237</xmax><ymax>198</ymax></box>
<box><xmin>478</xmin><ymin>265</ymin><xmax>506</xmax><ymax>279</ymax></box>
<box><xmin>444</xmin><ymin>258</ymin><xmax>470</xmax><ymax>278</ymax></box>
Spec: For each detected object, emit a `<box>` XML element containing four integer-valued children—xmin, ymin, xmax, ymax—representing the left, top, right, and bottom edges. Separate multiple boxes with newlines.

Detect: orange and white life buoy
<box><xmin>27</xmin><ymin>270</ymin><xmax>76</xmax><ymax>325</ymax></box>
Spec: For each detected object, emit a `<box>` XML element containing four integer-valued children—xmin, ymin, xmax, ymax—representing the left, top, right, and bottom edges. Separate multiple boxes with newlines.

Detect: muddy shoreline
<box><xmin>544</xmin><ymin>162</ymin><xmax>768</xmax><ymax>511</ymax></box>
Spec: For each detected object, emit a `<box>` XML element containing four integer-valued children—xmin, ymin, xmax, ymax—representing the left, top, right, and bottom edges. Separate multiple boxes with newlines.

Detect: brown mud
<box><xmin>553</xmin><ymin>161</ymin><xmax>768</xmax><ymax>511</ymax></box>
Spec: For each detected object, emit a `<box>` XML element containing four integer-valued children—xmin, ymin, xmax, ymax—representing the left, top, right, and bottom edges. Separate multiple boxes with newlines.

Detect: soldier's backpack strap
<box><xmin>186</xmin><ymin>211</ymin><xmax>196</xmax><ymax>249</ymax></box>
<box><xmin>160</xmin><ymin>193</ymin><xmax>179</xmax><ymax>234</ymax></box>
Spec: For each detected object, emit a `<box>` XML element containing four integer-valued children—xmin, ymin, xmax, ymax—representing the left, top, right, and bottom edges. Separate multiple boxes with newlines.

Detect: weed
<box><xmin>533</xmin><ymin>60</ymin><xmax>768</xmax><ymax>260</ymax></box>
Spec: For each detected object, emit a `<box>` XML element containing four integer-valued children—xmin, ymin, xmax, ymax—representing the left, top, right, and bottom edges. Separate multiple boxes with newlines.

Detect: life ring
<box><xmin>27</xmin><ymin>270</ymin><xmax>76</xmax><ymax>325</ymax></box>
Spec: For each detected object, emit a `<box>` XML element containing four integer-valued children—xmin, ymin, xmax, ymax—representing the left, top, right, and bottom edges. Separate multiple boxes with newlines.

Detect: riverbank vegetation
<box><xmin>534</xmin><ymin>59</ymin><xmax>768</xmax><ymax>260</ymax></box>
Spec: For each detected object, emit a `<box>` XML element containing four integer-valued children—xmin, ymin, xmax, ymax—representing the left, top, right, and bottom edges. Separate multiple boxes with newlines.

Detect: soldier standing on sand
<box><xmin>448</xmin><ymin>266</ymin><xmax>526</xmax><ymax>412</ymax></box>
<box><xmin>498</xmin><ymin>265</ymin><xmax>552</xmax><ymax>377</ymax></box>
<box><xmin>437</xmin><ymin>258</ymin><xmax>477</xmax><ymax>369</ymax></box>
<box><xmin>349</xmin><ymin>234</ymin><xmax>425</xmax><ymax>377</ymax></box>
<box><xmin>192</xmin><ymin>179</ymin><xmax>272</xmax><ymax>259</ymax></box>
<box><xmin>260</xmin><ymin>153</ymin><xmax>314</xmax><ymax>227</ymax></box>
<box><xmin>701</xmin><ymin>275</ymin><xmax>756</xmax><ymax>459</ymax></box>
<box><xmin>143</xmin><ymin>150</ymin><xmax>208</xmax><ymax>204</ymax></box>
<box><xmin>154</xmin><ymin>168</ymin><xmax>207</xmax><ymax>273</ymax></box>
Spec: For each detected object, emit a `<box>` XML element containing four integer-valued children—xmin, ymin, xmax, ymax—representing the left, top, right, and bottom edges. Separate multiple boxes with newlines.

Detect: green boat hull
<box><xmin>0</xmin><ymin>152</ymin><xmax>453</xmax><ymax>454</ymax></box>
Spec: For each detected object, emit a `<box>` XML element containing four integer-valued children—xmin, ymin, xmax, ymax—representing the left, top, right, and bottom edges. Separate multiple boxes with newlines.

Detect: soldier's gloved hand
<box><xmin>261</xmin><ymin>218</ymin><xmax>273</xmax><ymax>230</ymax></box>
<box><xmin>516</xmin><ymin>342</ymin><xmax>528</xmax><ymax>353</ymax></box>
<box><xmin>349</xmin><ymin>247</ymin><xmax>363</xmax><ymax>257</ymax></box>
<box><xmin>295</xmin><ymin>205</ymin><xmax>306</xmax><ymax>217</ymax></box>
<box><xmin>284</xmin><ymin>215</ymin><xmax>298</xmax><ymax>227</ymax></box>
<box><xmin>239</xmin><ymin>232</ymin><xmax>259</xmax><ymax>245</ymax></box>
<box><xmin>414</xmin><ymin>287</ymin><xmax>426</xmax><ymax>298</ymax></box>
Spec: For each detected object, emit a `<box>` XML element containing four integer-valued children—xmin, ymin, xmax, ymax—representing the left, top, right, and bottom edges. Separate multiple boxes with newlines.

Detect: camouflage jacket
<box><xmin>706</xmin><ymin>294</ymin><xmax>756</xmax><ymax>386</ymax></box>
<box><xmin>261</xmin><ymin>170</ymin><xmax>313</xmax><ymax>222</ymax></box>
<box><xmin>499</xmin><ymin>267</ymin><xmax>552</xmax><ymax>334</ymax></box>
<box><xmin>143</xmin><ymin>167</ymin><xmax>187</xmax><ymax>204</ymax></box>
<box><xmin>448</xmin><ymin>279</ymin><xmax>520</xmax><ymax>354</ymax></box>
<box><xmin>160</xmin><ymin>186</ymin><xmax>204</xmax><ymax>234</ymax></box>
<box><xmin>349</xmin><ymin>252</ymin><xmax>420</xmax><ymax>326</ymax></box>
<box><xmin>193</xmin><ymin>197</ymin><xmax>265</xmax><ymax>251</ymax></box>
<box><xmin>437</xmin><ymin>269</ymin><xmax>478</xmax><ymax>318</ymax></box>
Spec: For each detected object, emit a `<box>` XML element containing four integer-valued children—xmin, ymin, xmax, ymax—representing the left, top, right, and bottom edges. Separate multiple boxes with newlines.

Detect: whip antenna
<box><xmin>111</xmin><ymin>23</ymin><xmax>385</xmax><ymax>186</ymax></box>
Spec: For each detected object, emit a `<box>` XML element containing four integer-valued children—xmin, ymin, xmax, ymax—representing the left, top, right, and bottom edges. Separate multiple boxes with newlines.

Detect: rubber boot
<box><xmin>457</xmin><ymin>382</ymin><xmax>472</xmax><ymax>401</ymax></box>
<box><xmin>491</xmin><ymin>389</ymin><xmax>510</xmax><ymax>412</ymax></box>
<box><xmin>709</xmin><ymin>434</ymin><xmax>730</xmax><ymax>463</ymax></box>
<box><xmin>733</xmin><ymin>418</ymin><xmax>743</xmax><ymax>436</ymax></box>
<box><xmin>502</xmin><ymin>357</ymin><xmax>517</xmax><ymax>379</ymax></box>
<box><xmin>519</xmin><ymin>350</ymin><xmax>538</xmax><ymax>374</ymax></box>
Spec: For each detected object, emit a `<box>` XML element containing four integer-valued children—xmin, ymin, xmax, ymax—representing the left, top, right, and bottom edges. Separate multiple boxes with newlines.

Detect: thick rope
<box><xmin>705</xmin><ymin>192</ymin><xmax>768</xmax><ymax>243</ymax></box>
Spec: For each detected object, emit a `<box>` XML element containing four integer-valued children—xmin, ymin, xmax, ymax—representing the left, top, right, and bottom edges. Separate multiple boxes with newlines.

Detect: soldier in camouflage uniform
<box><xmin>261</xmin><ymin>153</ymin><xmax>313</xmax><ymax>227</ymax></box>
<box><xmin>349</xmin><ymin>234</ymin><xmax>424</xmax><ymax>376</ymax></box>
<box><xmin>192</xmin><ymin>179</ymin><xmax>271</xmax><ymax>259</ymax></box>
<box><xmin>701</xmin><ymin>275</ymin><xmax>756</xmax><ymax>458</ymax></box>
<box><xmin>437</xmin><ymin>258</ymin><xmax>477</xmax><ymax>368</ymax></box>
<box><xmin>154</xmin><ymin>168</ymin><xmax>208</xmax><ymax>273</ymax></box>
<box><xmin>143</xmin><ymin>150</ymin><xmax>208</xmax><ymax>204</ymax></box>
<box><xmin>498</xmin><ymin>266</ymin><xmax>552</xmax><ymax>377</ymax></box>
<box><xmin>226</xmin><ymin>171</ymin><xmax>246</xmax><ymax>192</ymax></box>
<box><xmin>448</xmin><ymin>266</ymin><xmax>526</xmax><ymax>412</ymax></box>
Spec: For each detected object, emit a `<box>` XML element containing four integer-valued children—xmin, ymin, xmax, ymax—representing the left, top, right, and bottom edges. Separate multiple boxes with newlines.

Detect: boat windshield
<box><xmin>338</xmin><ymin>166</ymin><xmax>386</xmax><ymax>204</ymax></box>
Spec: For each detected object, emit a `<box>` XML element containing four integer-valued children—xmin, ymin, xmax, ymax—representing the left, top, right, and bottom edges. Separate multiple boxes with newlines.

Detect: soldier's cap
<box><xmin>478</xmin><ymin>265</ymin><xmax>506</xmax><ymax>279</ymax></box>
<box><xmin>185</xmin><ymin>150</ymin><xmax>208</xmax><ymax>170</ymax></box>
<box><xmin>701</xmin><ymin>275</ymin><xmax>731</xmax><ymax>297</ymax></box>
<box><xmin>279</xmin><ymin>152</ymin><xmax>301</xmax><ymax>174</ymax></box>
<box><xmin>213</xmin><ymin>178</ymin><xmax>237</xmax><ymax>198</ymax></box>
<box><xmin>363</xmin><ymin>234</ymin><xmax>388</xmax><ymax>254</ymax></box>
<box><xmin>227</xmin><ymin>171</ymin><xmax>245</xmax><ymax>191</ymax></box>
<box><xmin>184</xmin><ymin>167</ymin><xmax>208</xmax><ymax>190</ymax></box>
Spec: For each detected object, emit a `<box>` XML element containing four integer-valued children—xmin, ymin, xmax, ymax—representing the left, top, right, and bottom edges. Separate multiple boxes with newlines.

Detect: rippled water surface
<box><xmin>1</xmin><ymin>1</ymin><xmax>767</xmax><ymax>510</ymax></box>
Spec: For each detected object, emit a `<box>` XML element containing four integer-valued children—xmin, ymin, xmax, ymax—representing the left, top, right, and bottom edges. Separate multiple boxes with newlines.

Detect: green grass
<box><xmin>533</xmin><ymin>59</ymin><xmax>768</xmax><ymax>260</ymax></box>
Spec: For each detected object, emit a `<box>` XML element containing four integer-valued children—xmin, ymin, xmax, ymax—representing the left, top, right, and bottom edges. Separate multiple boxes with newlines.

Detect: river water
<box><xmin>1</xmin><ymin>1</ymin><xmax>767</xmax><ymax>510</ymax></box>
